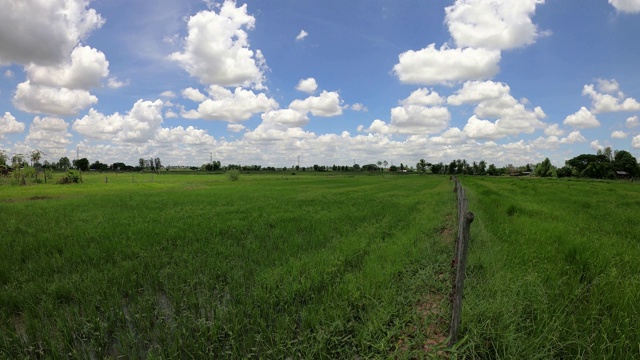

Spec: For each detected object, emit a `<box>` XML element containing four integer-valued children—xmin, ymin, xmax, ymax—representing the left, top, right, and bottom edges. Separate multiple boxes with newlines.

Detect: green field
<box><xmin>0</xmin><ymin>173</ymin><xmax>455</xmax><ymax>358</ymax></box>
<box><xmin>459</xmin><ymin>176</ymin><xmax>640</xmax><ymax>359</ymax></box>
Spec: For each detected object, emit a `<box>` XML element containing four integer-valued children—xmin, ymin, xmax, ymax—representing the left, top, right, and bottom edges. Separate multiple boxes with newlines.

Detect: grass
<box><xmin>459</xmin><ymin>176</ymin><xmax>640</xmax><ymax>359</ymax></box>
<box><xmin>0</xmin><ymin>172</ymin><xmax>455</xmax><ymax>358</ymax></box>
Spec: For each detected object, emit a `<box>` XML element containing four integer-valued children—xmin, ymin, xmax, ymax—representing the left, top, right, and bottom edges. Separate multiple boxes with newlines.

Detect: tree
<box><xmin>30</xmin><ymin>149</ymin><xmax>43</xmax><ymax>166</ymax></box>
<box><xmin>487</xmin><ymin>164</ymin><xmax>498</xmax><ymax>176</ymax></box>
<box><xmin>613</xmin><ymin>150</ymin><xmax>639</xmax><ymax>177</ymax></box>
<box><xmin>534</xmin><ymin>158</ymin><xmax>553</xmax><ymax>177</ymax></box>
<box><xmin>59</xmin><ymin>157</ymin><xmax>71</xmax><ymax>170</ymax></box>
<box><xmin>139</xmin><ymin>158</ymin><xmax>145</xmax><ymax>168</ymax></box>
<box><xmin>417</xmin><ymin>159</ymin><xmax>427</xmax><ymax>174</ymax></box>
<box><xmin>478</xmin><ymin>160</ymin><xmax>487</xmax><ymax>175</ymax></box>
<box><xmin>154</xmin><ymin>157</ymin><xmax>162</xmax><ymax>171</ymax></box>
<box><xmin>0</xmin><ymin>150</ymin><xmax>7</xmax><ymax>167</ymax></box>
<box><xmin>383</xmin><ymin>160</ymin><xmax>388</xmax><ymax>169</ymax></box>
<box><xmin>431</xmin><ymin>162</ymin><xmax>444</xmax><ymax>174</ymax></box>
<box><xmin>11</xmin><ymin>154</ymin><xmax>24</xmax><ymax>168</ymax></box>
<box><xmin>73</xmin><ymin>158</ymin><xmax>90</xmax><ymax>171</ymax></box>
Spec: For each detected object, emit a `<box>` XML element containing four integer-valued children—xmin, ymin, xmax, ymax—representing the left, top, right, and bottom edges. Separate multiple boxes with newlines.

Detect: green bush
<box><xmin>227</xmin><ymin>169</ymin><xmax>240</xmax><ymax>181</ymax></box>
<box><xmin>58</xmin><ymin>170</ymin><xmax>83</xmax><ymax>184</ymax></box>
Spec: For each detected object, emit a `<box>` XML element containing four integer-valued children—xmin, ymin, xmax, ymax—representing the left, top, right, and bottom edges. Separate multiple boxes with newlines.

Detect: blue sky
<box><xmin>1</xmin><ymin>0</ymin><xmax>640</xmax><ymax>167</ymax></box>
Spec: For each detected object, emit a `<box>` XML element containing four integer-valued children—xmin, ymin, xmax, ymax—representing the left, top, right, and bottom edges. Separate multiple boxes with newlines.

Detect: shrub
<box><xmin>58</xmin><ymin>170</ymin><xmax>83</xmax><ymax>184</ymax></box>
<box><xmin>227</xmin><ymin>169</ymin><xmax>240</xmax><ymax>181</ymax></box>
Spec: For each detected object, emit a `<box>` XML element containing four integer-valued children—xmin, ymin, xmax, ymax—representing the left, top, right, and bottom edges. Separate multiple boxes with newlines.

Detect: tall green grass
<box><xmin>460</xmin><ymin>176</ymin><xmax>640</xmax><ymax>359</ymax></box>
<box><xmin>0</xmin><ymin>173</ymin><xmax>455</xmax><ymax>358</ymax></box>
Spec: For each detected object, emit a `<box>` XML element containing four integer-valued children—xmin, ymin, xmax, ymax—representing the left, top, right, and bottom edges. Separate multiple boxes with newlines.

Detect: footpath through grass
<box><xmin>0</xmin><ymin>173</ymin><xmax>455</xmax><ymax>358</ymax></box>
<box><xmin>460</xmin><ymin>176</ymin><xmax>640</xmax><ymax>359</ymax></box>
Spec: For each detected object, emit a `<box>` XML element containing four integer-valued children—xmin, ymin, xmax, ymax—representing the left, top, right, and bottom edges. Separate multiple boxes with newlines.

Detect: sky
<box><xmin>1</xmin><ymin>0</ymin><xmax>640</xmax><ymax>168</ymax></box>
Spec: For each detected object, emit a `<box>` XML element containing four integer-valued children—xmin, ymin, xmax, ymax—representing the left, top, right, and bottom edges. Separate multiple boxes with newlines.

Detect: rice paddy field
<box><xmin>0</xmin><ymin>172</ymin><xmax>455</xmax><ymax>359</ymax></box>
<box><xmin>459</xmin><ymin>176</ymin><xmax>640</xmax><ymax>359</ymax></box>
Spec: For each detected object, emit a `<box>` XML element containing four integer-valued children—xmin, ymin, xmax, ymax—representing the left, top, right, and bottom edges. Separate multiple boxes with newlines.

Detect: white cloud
<box><xmin>431</xmin><ymin>127</ymin><xmax>465</xmax><ymax>145</ymax></box>
<box><xmin>401</xmin><ymin>88</ymin><xmax>445</xmax><ymax>107</ymax></box>
<box><xmin>445</xmin><ymin>0</ymin><xmax>546</xmax><ymax>50</ymax></box>
<box><xmin>73</xmin><ymin>100</ymin><xmax>164</xmax><ymax>143</ymax></box>
<box><xmin>590</xmin><ymin>140</ymin><xmax>604</xmax><ymax>151</ymax></box>
<box><xmin>13</xmin><ymin>81</ymin><xmax>98</xmax><ymax>116</ymax></box>
<box><xmin>182</xmin><ymin>87</ymin><xmax>208</xmax><ymax>102</ymax></box>
<box><xmin>4</xmin><ymin>70</ymin><xmax>13</xmax><ymax>78</ymax></box>
<box><xmin>609</xmin><ymin>0</ymin><xmax>640</xmax><ymax>13</ymax></box>
<box><xmin>561</xmin><ymin>130</ymin><xmax>587</xmax><ymax>144</ymax></box>
<box><xmin>155</xmin><ymin>126</ymin><xmax>214</xmax><ymax>145</ymax></box>
<box><xmin>107</xmin><ymin>77</ymin><xmax>129</xmax><ymax>89</ymax></box>
<box><xmin>295</xmin><ymin>78</ymin><xmax>318</xmax><ymax>94</ymax></box>
<box><xmin>296</xmin><ymin>30</ymin><xmax>308</xmax><ymax>41</ymax></box>
<box><xmin>350</xmin><ymin>103</ymin><xmax>368</xmax><ymax>112</ymax></box>
<box><xmin>25</xmin><ymin>116</ymin><xmax>73</xmax><ymax>150</ymax></box>
<box><xmin>25</xmin><ymin>46</ymin><xmax>108</xmax><ymax>89</ymax></box>
<box><xmin>165</xmin><ymin>110</ymin><xmax>178</xmax><ymax>118</ymax></box>
<box><xmin>393</xmin><ymin>44</ymin><xmax>500</xmax><ymax>85</ymax></box>
<box><xmin>261</xmin><ymin>109</ymin><xmax>310</xmax><ymax>128</ymax></box>
<box><xmin>289</xmin><ymin>90</ymin><xmax>343</xmax><ymax>117</ymax></box>
<box><xmin>449</xmin><ymin>80</ymin><xmax>547</xmax><ymax>139</ymax></box>
<box><xmin>389</xmin><ymin>105</ymin><xmax>451</xmax><ymax>134</ymax></box>
<box><xmin>611</xmin><ymin>130</ymin><xmax>627</xmax><ymax>139</ymax></box>
<box><xmin>227</xmin><ymin>123</ymin><xmax>246</xmax><ymax>132</ymax></box>
<box><xmin>563</xmin><ymin>107</ymin><xmax>600</xmax><ymax>129</ymax></box>
<box><xmin>596</xmin><ymin>78</ymin><xmax>620</xmax><ymax>94</ymax></box>
<box><xmin>0</xmin><ymin>112</ymin><xmax>26</xmax><ymax>136</ymax></box>
<box><xmin>544</xmin><ymin>123</ymin><xmax>564</xmax><ymax>136</ymax></box>
<box><xmin>364</xmin><ymin>119</ymin><xmax>391</xmax><ymax>134</ymax></box>
<box><xmin>183</xmin><ymin>85</ymin><xmax>277</xmax><ymax>122</ymax></box>
<box><xmin>0</xmin><ymin>0</ymin><xmax>104</xmax><ymax>66</ymax></box>
<box><xmin>582</xmin><ymin>83</ymin><xmax>640</xmax><ymax>113</ymax></box>
<box><xmin>626</xmin><ymin>115</ymin><xmax>639</xmax><ymax>128</ymax></box>
<box><xmin>447</xmin><ymin>80</ymin><xmax>510</xmax><ymax>105</ymax></box>
<box><xmin>160</xmin><ymin>91</ymin><xmax>177</xmax><ymax>98</ymax></box>
<box><xmin>168</xmin><ymin>1</ymin><xmax>266</xmax><ymax>88</ymax></box>
<box><xmin>633</xmin><ymin>135</ymin><xmax>640</xmax><ymax>148</ymax></box>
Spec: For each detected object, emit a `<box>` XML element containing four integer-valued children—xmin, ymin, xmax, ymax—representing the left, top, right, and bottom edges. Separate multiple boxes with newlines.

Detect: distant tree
<box><xmin>0</xmin><ymin>150</ymin><xmax>7</xmax><ymax>167</ymax></box>
<box><xmin>431</xmin><ymin>162</ymin><xmax>444</xmax><ymax>174</ymax></box>
<box><xmin>377</xmin><ymin>161</ymin><xmax>382</xmax><ymax>171</ymax></box>
<box><xmin>30</xmin><ymin>149</ymin><xmax>43</xmax><ymax>167</ymax></box>
<box><xmin>478</xmin><ymin>160</ymin><xmax>487</xmax><ymax>175</ymax></box>
<box><xmin>389</xmin><ymin>165</ymin><xmax>398</xmax><ymax>171</ymax></box>
<box><xmin>417</xmin><ymin>159</ymin><xmax>427</xmax><ymax>174</ymax></box>
<box><xmin>154</xmin><ymin>157</ymin><xmax>162</xmax><ymax>171</ymax></box>
<box><xmin>556</xmin><ymin>166</ymin><xmax>572</xmax><ymax>178</ymax></box>
<box><xmin>487</xmin><ymin>164</ymin><xmax>498</xmax><ymax>176</ymax></box>
<box><xmin>73</xmin><ymin>158</ymin><xmax>90</xmax><ymax>171</ymax></box>
<box><xmin>139</xmin><ymin>158</ymin><xmax>145</xmax><ymax>169</ymax></box>
<box><xmin>534</xmin><ymin>158</ymin><xmax>553</xmax><ymax>177</ymax></box>
<box><xmin>613</xmin><ymin>150</ymin><xmax>639</xmax><ymax>177</ymax></box>
<box><xmin>59</xmin><ymin>157</ymin><xmax>71</xmax><ymax>171</ymax></box>
<box><xmin>352</xmin><ymin>164</ymin><xmax>360</xmax><ymax>171</ymax></box>
<box><xmin>383</xmin><ymin>160</ymin><xmax>388</xmax><ymax>169</ymax></box>
<box><xmin>90</xmin><ymin>161</ymin><xmax>109</xmax><ymax>172</ymax></box>
<box><xmin>11</xmin><ymin>154</ymin><xmax>24</xmax><ymax>168</ymax></box>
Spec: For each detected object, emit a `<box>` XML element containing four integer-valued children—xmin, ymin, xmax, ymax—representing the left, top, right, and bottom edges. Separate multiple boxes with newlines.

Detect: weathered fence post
<box><xmin>449</xmin><ymin>176</ymin><xmax>475</xmax><ymax>347</ymax></box>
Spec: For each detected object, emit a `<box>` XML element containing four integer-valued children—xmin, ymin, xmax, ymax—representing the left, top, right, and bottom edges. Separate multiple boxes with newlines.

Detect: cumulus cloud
<box><xmin>627</xmin><ymin>115</ymin><xmax>639</xmax><ymax>128</ymax></box>
<box><xmin>0</xmin><ymin>112</ymin><xmax>26</xmax><ymax>136</ymax></box>
<box><xmin>609</xmin><ymin>0</ymin><xmax>640</xmax><ymax>13</ymax></box>
<box><xmin>561</xmin><ymin>130</ymin><xmax>587</xmax><ymax>144</ymax></box>
<box><xmin>13</xmin><ymin>81</ymin><xmax>98</xmax><ymax>116</ymax></box>
<box><xmin>389</xmin><ymin>105</ymin><xmax>451</xmax><ymax>134</ymax></box>
<box><xmin>582</xmin><ymin>83</ymin><xmax>640</xmax><ymax>113</ymax></box>
<box><xmin>160</xmin><ymin>91</ymin><xmax>177</xmax><ymax>98</ymax></box>
<box><xmin>168</xmin><ymin>1</ymin><xmax>266</xmax><ymax>88</ymax></box>
<box><xmin>590</xmin><ymin>140</ymin><xmax>604</xmax><ymax>151</ymax></box>
<box><xmin>430</xmin><ymin>127</ymin><xmax>466</xmax><ymax>145</ymax></box>
<box><xmin>563</xmin><ymin>107</ymin><xmax>600</xmax><ymax>129</ymax></box>
<box><xmin>611</xmin><ymin>130</ymin><xmax>627</xmax><ymax>139</ymax></box>
<box><xmin>401</xmin><ymin>88</ymin><xmax>445</xmax><ymax>106</ymax></box>
<box><xmin>544</xmin><ymin>123</ymin><xmax>564</xmax><ymax>136</ymax></box>
<box><xmin>0</xmin><ymin>0</ymin><xmax>104</xmax><ymax>66</ymax></box>
<box><xmin>155</xmin><ymin>126</ymin><xmax>214</xmax><ymax>145</ymax></box>
<box><xmin>296</xmin><ymin>30</ymin><xmax>308</xmax><ymax>41</ymax></box>
<box><xmin>261</xmin><ymin>109</ymin><xmax>310</xmax><ymax>128</ymax></box>
<box><xmin>350</xmin><ymin>103</ymin><xmax>368</xmax><ymax>112</ymax></box>
<box><xmin>4</xmin><ymin>70</ymin><xmax>14</xmax><ymax>78</ymax></box>
<box><xmin>445</xmin><ymin>0</ymin><xmax>546</xmax><ymax>50</ymax></box>
<box><xmin>25</xmin><ymin>46</ymin><xmax>108</xmax><ymax>89</ymax></box>
<box><xmin>295</xmin><ymin>78</ymin><xmax>318</xmax><ymax>94</ymax></box>
<box><xmin>73</xmin><ymin>100</ymin><xmax>165</xmax><ymax>143</ymax></box>
<box><xmin>393</xmin><ymin>44</ymin><xmax>500</xmax><ymax>85</ymax></box>
<box><xmin>633</xmin><ymin>135</ymin><xmax>640</xmax><ymax>148</ymax></box>
<box><xmin>107</xmin><ymin>77</ymin><xmax>129</xmax><ymax>89</ymax></box>
<box><xmin>182</xmin><ymin>85</ymin><xmax>277</xmax><ymax>122</ymax></box>
<box><xmin>227</xmin><ymin>123</ymin><xmax>246</xmax><ymax>132</ymax></box>
<box><xmin>182</xmin><ymin>87</ymin><xmax>208</xmax><ymax>102</ymax></box>
<box><xmin>25</xmin><ymin>116</ymin><xmax>73</xmax><ymax>150</ymax></box>
<box><xmin>289</xmin><ymin>90</ymin><xmax>343</xmax><ymax>117</ymax></box>
<box><xmin>449</xmin><ymin>81</ymin><xmax>547</xmax><ymax>139</ymax></box>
